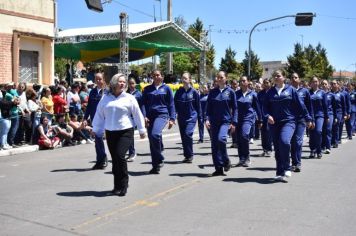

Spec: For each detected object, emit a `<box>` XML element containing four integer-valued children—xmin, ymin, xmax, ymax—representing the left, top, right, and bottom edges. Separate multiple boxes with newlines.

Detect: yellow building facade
<box><xmin>0</xmin><ymin>0</ymin><xmax>55</xmax><ymax>85</ymax></box>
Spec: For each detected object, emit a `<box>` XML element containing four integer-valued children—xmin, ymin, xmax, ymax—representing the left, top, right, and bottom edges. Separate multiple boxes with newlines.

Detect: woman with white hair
<box><xmin>92</xmin><ymin>73</ymin><xmax>146</xmax><ymax>196</ymax></box>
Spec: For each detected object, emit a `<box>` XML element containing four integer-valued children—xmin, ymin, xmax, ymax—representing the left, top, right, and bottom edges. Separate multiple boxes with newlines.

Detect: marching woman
<box><xmin>235</xmin><ymin>76</ymin><xmax>262</xmax><ymax>167</ymax></box>
<box><xmin>206</xmin><ymin>71</ymin><xmax>237</xmax><ymax>176</ymax></box>
<box><xmin>330</xmin><ymin>80</ymin><xmax>347</xmax><ymax>148</ymax></box>
<box><xmin>142</xmin><ymin>70</ymin><xmax>176</xmax><ymax>174</ymax></box>
<box><xmin>263</xmin><ymin>70</ymin><xmax>312</xmax><ymax>181</ymax></box>
<box><xmin>321</xmin><ymin>80</ymin><xmax>337</xmax><ymax>154</ymax></box>
<box><xmin>126</xmin><ymin>78</ymin><xmax>145</xmax><ymax>162</ymax></box>
<box><xmin>198</xmin><ymin>84</ymin><xmax>209</xmax><ymax>143</ymax></box>
<box><xmin>348</xmin><ymin>83</ymin><xmax>356</xmax><ymax>137</ymax></box>
<box><xmin>290</xmin><ymin>73</ymin><xmax>313</xmax><ymax>172</ymax></box>
<box><xmin>92</xmin><ymin>73</ymin><xmax>146</xmax><ymax>196</ymax></box>
<box><xmin>257</xmin><ymin>78</ymin><xmax>273</xmax><ymax>157</ymax></box>
<box><xmin>309</xmin><ymin>76</ymin><xmax>329</xmax><ymax>159</ymax></box>
<box><xmin>174</xmin><ymin>72</ymin><xmax>201</xmax><ymax>163</ymax></box>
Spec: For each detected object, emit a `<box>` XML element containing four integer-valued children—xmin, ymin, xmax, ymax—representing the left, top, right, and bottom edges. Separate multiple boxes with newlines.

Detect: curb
<box><xmin>0</xmin><ymin>145</ymin><xmax>39</xmax><ymax>157</ymax></box>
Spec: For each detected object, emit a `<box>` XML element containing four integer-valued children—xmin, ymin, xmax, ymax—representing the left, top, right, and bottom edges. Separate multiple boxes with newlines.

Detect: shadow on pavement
<box><xmin>51</xmin><ymin>168</ymin><xmax>92</xmax><ymax>172</ymax></box>
<box><xmin>170</xmin><ymin>173</ymin><xmax>210</xmax><ymax>178</ymax></box>
<box><xmin>246</xmin><ymin>167</ymin><xmax>275</xmax><ymax>172</ymax></box>
<box><xmin>136</xmin><ymin>153</ymin><xmax>151</xmax><ymax>157</ymax></box>
<box><xmin>129</xmin><ymin>171</ymin><xmax>150</xmax><ymax>176</ymax></box>
<box><xmin>57</xmin><ymin>190</ymin><xmax>113</xmax><ymax>197</ymax></box>
<box><xmin>223</xmin><ymin>177</ymin><xmax>277</xmax><ymax>184</ymax></box>
<box><xmin>163</xmin><ymin>147</ymin><xmax>183</xmax><ymax>150</ymax></box>
<box><xmin>198</xmin><ymin>164</ymin><xmax>214</xmax><ymax>169</ymax></box>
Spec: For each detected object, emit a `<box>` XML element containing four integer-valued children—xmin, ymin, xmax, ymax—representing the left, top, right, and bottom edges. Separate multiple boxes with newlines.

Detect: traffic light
<box><xmin>295</xmin><ymin>13</ymin><xmax>314</xmax><ymax>26</ymax></box>
<box><xmin>85</xmin><ymin>0</ymin><xmax>103</xmax><ymax>12</ymax></box>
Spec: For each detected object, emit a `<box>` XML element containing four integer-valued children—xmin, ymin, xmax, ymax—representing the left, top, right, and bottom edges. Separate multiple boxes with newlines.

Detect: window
<box><xmin>19</xmin><ymin>50</ymin><xmax>39</xmax><ymax>83</ymax></box>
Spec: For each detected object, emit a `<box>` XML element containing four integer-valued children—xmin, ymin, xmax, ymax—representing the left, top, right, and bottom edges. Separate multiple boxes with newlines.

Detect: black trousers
<box><xmin>105</xmin><ymin>128</ymin><xmax>134</xmax><ymax>190</ymax></box>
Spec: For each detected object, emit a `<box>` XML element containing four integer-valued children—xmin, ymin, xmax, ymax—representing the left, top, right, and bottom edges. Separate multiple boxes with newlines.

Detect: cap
<box><xmin>86</xmin><ymin>81</ymin><xmax>94</xmax><ymax>86</ymax></box>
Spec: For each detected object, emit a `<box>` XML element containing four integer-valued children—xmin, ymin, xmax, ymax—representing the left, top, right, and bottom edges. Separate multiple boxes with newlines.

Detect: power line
<box><xmin>111</xmin><ymin>0</ymin><xmax>154</xmax><ymax>19</ymax></box>
<box><xmin>318</xmin><ymin>14</ymin><xmax>356</xmax><ymax>20</ymax></box>
<box><xmin>210</xmin><ymin>23</ymin><xmax>293</xmax><ymax>34</ymax></box>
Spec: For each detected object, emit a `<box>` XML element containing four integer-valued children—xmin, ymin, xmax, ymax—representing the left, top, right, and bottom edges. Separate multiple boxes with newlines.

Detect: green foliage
<box><xmin>219</xmin><ymin>46</ymin><xmax>243</xmax><ymax>76</ymax></box>
<box><xmin>160</xmin><ymin>52</ymin><xmax>195</xmax><ymax>76</ymax></box>
<box><xmin>54</xmin><ymin>57</ymin><xmax>69</xmax><ymax>80</ymax></box>
<box><xmin>241</xmin><ymin>50</ymin><xmax>263</xmax><ymax>80</ymax></box>
<box><xmin>287</xmin><ymin>43</ymin><xmax>334</xmax><ymax>80</ymax></box>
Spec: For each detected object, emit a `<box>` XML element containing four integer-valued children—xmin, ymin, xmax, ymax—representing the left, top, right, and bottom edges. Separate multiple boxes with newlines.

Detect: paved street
<box><xmin>1</xmin><ymin>125</ymin><xmax>356</xmax><ymax>236</ymax></box>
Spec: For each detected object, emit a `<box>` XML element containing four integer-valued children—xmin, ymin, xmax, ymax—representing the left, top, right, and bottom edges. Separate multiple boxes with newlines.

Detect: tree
<box><xmin>54</xmin><ymin>57</ymin><xmax>69</xmax><ymax>80</ymax></box>
<box><xmin>219</xmin><ymin>46</ymin><xmax>243</xmax><ymax>77</ymax></box>
<box><xmin>174</xmin><ymin>15</ymin><xmax>187</xmax><ymax>30</ymax></box>
<box><xmin>241</xmin><ymin>50</ymin><xmax>263</xmax><ymax>81</ymax></box>
<box><xmin>287</xmin><ymin>43</ymin><xmax>334</xmax><ymax>80</ymax></box>
<box><xmin>160</xmin><ymin>52</ymin><xmax>194</xmax><ymax>76</ymax></box>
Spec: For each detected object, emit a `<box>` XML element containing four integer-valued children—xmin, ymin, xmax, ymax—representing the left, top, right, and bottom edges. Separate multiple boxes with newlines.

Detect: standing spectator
<box><xmin>174</xmin><ymin>72</ymin><xmax>201</xmax><ymax>163</ymax></box>
<box><xmin>5</xmin><ymin>83</ymin><xmax>20</xmax><ymax>147</ymax></box>
<box><xmin>142</xmin><ymin>70</ymin><xmax>176</xmax><ymax>174</ymax></box>
<box><xmin>0</xmin><ymin>93</ymin><xmax>19</xmax><ymax>149</ymax></box>
<box><xmin>263</xmin><ymin>70</ymin><xmax>312</xmax><ymax>182</ymax></box>
<box><xmin>52</xmin><ymin>86</ymin><xmax>68</xmax><ymax>115</ymax></box>
<box><xmin>27</xmin><ymin>90</ymin><xmax>42</xmax><ymax>144</ymax></box>
<box><xmin>205</xmin><ymin>71</ymin><xmax>237</xmax><ymax>176</ymax></box>
<box><xmin>15</xmin><ymin>82</ymin><xmax>32</xmax><ymax>145</ymax></box>
<box><xmin>84</xmin><ymin>73</ymin><xmax>108</xmax><ymax>169</ymax></box>
<box><xmin>40</xmin><ymin>87</ymin><xmax>54</xmax><ymax>125</ymax></box>
<box><xmin>67</xmin><ymin>83</ymin><xmax>81</xmax><ymax>116</ymax></box>
<box><xmin>79</xmin><ymin>84</ymin><xmax>89</xmax><ymax>114</ymax></box>
<box><xmin>92</xmin><ymin>73</ymin><xmax>146</xmax><ymax>196</ymax></box>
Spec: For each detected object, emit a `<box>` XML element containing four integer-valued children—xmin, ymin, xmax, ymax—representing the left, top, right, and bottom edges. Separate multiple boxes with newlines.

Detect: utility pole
<box><xmin>299</xmin><ymin>34</ymin><xmax>304</xmax><ymax>48</ymax></box>
<box><xmin>166</xmin><ymin>0</ymin><xmax>173</xmax><ymax>75</ymax></box>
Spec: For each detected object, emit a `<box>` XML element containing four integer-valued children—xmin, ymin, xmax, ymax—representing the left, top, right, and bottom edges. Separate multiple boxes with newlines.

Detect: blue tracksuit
<box><xmin>174</xmin><ymin>87</ymin><xmax>201</xmax><ymax>159</ymax></box>
<box><xmin>343</xmin><ymin>89</ymin><xmax>353</xmax><ymax>138</ymax></box>
<box><xmin>332</xmin><ymin>91</ymin><xmax>346</xmax><ymax>145</ymax></box>
<box><xmin>235</xmin><ymin>89</ymin><xmax>261</xmax><ymax>162</ymax></box>
<box><xmin>322</xmin><ymin>91</ymin><xmax>337</xmax><ymax>150</ymax></box>
<box><xmin>84</xmin><ymin>87</ymin><xmax>107</xmax><ymax>164</ymax></box>
<box><xmin>206</xmin><ymin>87</ymin><xmax>237</xmax><ymax>171</ymax></box>
<box><xmin>309</xmin><ymin>89</ymin><xmax>328</xmax><ymax>155</ymax></box>
<box><xmin>198</xmin><ymin>93</ymin><xmax>209</xmax><ymax>141</ymax></box>
<box><xmin>291</xmin><ymin>87</ymin><xmax>313</xmax><ymax>167</ymax></box>
<box><xmin>142</xmin><ymin>83</ymin><xmax>176</xmax><ymax>169</ymax></box>
<box><xmin>263</xmin><ymin>85</ymin><xmax>311</xmax><ymax>176</ymax></box>
<box><xmin>339</xmin><ymin>89</ymin><xmax>351</xmax><ymax>140</ymax></box>
<box><xmin>258</xmin><ymin>89</ymin><xmax>272</xmax><ymax>152</ymax></box>
<box><xmin>128</xmin><ymin>89</ymin><xmax>144</xmax><ymax>156</ymax></box>
<box><xmin>350</xmin><ymin>90</ymin><xmax>356</xmax><ymax>135</ymax></box>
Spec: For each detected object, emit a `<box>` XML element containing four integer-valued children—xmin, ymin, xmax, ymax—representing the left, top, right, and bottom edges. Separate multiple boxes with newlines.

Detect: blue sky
<box><xmin>57</xmin><ymin>0</ymin><xmax>356</xmax><ymax>72</ymax></box>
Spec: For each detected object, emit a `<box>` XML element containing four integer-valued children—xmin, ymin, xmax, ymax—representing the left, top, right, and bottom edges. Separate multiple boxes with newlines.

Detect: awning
<box><xmin>55</xmin><ymin>21</ymin><xmax>202</xmax><ymax>63</ymax></box>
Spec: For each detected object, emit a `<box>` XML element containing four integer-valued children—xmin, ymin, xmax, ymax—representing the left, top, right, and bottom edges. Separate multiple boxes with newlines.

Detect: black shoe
<box><xmin>309</xmin><ymin>152</ymin><xmax>315</xmax><ymax>159</ymax></box>
<box><xmin>348</xmin><ymin>137</ymin><xmax>352</xmax><ymax>140</ymax></box>
<box><xmin>224</xmin><ymin>160</ymin><xmax>231</xmax><ymax>172</ymax></box>
<box><xmin>197</xmin><ymin>140</ymin><xmax>203</xmax><ymax>144</ymax></box>
<box><xmin>92</xmin><ymin>163</ymin><xmax>106</xmax><ymax>170</ymax></box>
<box><xmin>294</xmin><ymin>166</ymin><xmax>301</xmax><ymax>172</ymax></box>
<box><xmin>210</xmin><ymin>168</ymin><xmax>225</xmax><ymax>177</ymax></box>
<box><xmin>111</xmin><ymin>188</ymin><xmax>127</xmax><ymax>197</ymax></box>
<box><xmin>332</xmin><ymin>144</ymin><xmax>338</xmax><ymax>148</ymax></box>
<box><xmin>317</xmin><ymin>153</ymin><xmax>322</xmax><ymax>159</ymax></box>
<box><xmin>182</xmin><ymin>157</ymin><xmax>193</xmax><ymax>163</ymax></box>
<box><xmin>149</xmin><ymin>168</ymin><xmax>160</xmax><ymax>174</ymax></box>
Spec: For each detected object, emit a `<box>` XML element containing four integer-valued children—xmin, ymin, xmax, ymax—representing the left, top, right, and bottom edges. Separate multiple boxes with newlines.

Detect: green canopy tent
<box><xmin>55</xmin><ymin>21</ymin><xmax>202</xmax><ymax>63</ymax></box>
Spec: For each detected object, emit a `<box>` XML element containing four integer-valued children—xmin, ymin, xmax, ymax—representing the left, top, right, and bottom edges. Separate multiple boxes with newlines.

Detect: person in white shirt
<box><xmin>93</xmin><ymin>73</ymin><xmax>146</xmax><ymax>197</ymax></box>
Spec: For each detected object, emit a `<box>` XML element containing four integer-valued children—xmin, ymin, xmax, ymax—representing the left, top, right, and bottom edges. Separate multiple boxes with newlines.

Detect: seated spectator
<box><xmin>68</xmin><ymin>114</ymin><xmax>94</xmax><ymax>144</ymax></box>
<box><xmin>53</xmin><ymin>114</ymin><xmax>74</xmax><ymax>146</ymax></box>
<box><xmin>33</xmin><ymin>116</ymin><xmax>60</xmax><ymax>150</ymax></box>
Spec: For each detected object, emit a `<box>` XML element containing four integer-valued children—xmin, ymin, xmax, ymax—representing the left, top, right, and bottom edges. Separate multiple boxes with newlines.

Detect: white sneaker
<box><xmin>87</xmin><ymin>139</ymin><xmax>94</xmax><ymax>144</ymax></box>
<box><xmin>3</xmin><ymin>144</ymin><xmax>13</xmax><ymax>150</ymax></box>
<box><xmin>127</xmin><ymin>153</ymin><xmax>136</xmax><ymax>162</ymax></box>
<box><xmin>274</xmin><ymin>175</ymin><xmax>288</xmax><ymax>182</ymax></box>
<box><xmin>284</xmin><ymin>170</ymin><xmax>292</xmax><ymax>178</ymax></box>
<box><xmin>249</xmin><ymin>139</ymin><xmax>254</xmax><ymax>144</ymax></box>
<box><xmin>80</xmin><ymin>140</ymin><xmax>87</xmax><ymax>145</ymax></box>
<box><xmin>325</xmin><ymin>149</ymin><xmax>331</xmax><ymax>154</ymax></box>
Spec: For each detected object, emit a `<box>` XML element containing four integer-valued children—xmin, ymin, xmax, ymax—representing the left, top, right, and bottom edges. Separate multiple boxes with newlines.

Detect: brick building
<box><xmin>0</xmin><ymin>0</ymin><xmax>55</xmax><ymax>85</ymax></box>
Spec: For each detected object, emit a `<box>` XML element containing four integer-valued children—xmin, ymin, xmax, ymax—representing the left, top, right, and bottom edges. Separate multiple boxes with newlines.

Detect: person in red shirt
<box><xmin>52</xmin><ymin>86</ymin><xmax>68</xmax><ymax>115</ymax></box>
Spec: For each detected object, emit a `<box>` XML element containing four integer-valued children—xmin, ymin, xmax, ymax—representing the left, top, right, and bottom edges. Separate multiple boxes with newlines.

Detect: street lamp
<box><xmin>247</xmin><ymin>13</ymin><xmax>315</xmax><ymax>78</ymax></box>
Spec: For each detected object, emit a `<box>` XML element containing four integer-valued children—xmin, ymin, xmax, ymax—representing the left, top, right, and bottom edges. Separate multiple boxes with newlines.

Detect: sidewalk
<box><xmin>0</xmin><ymin>144</ymin><xmax>39</xmax><ymax>157</ymax></box>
